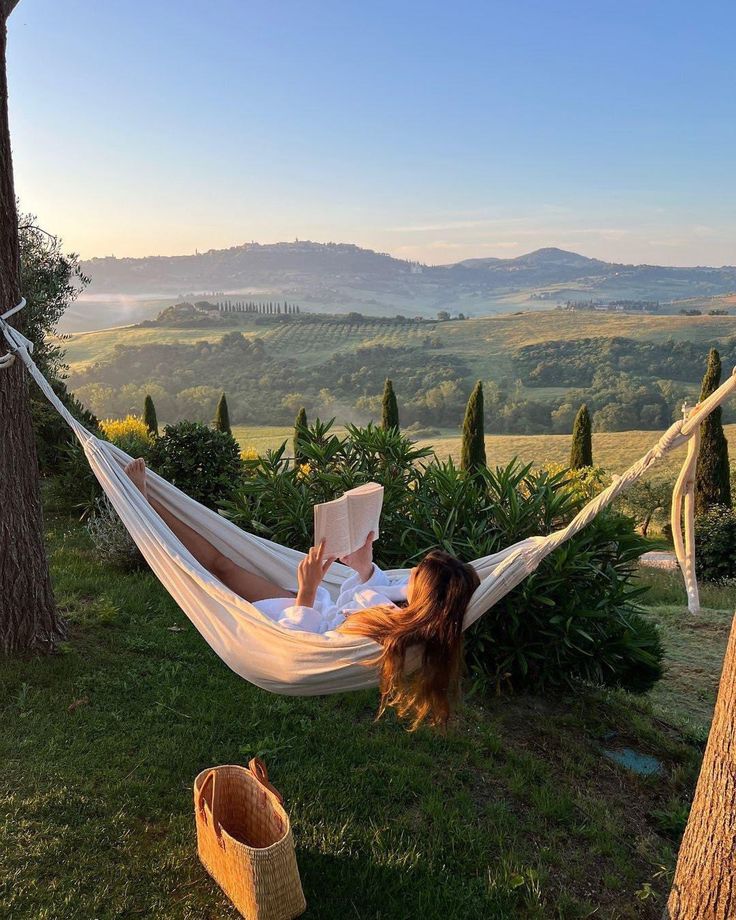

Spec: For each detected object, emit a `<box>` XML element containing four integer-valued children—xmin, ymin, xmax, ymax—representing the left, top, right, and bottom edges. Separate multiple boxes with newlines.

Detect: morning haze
<box><xmin>2</xmin><ymin>3</ymin><xmax>736</xmax><ymax>916</ymax></box>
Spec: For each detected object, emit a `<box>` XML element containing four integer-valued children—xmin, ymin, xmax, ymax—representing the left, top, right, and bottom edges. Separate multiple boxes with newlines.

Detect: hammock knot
<box><xmin>653</xmin><ymin>420</ymin><xmax>686</xmax><ymax>459</ymax></box>
<box><xmin>0</xmin><ymin>300</ymin><xmax>34</xmax><ymax>367</ymax></box>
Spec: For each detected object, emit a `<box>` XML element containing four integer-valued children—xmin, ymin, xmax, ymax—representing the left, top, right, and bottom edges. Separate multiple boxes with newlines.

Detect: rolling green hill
<box><xmin>63</xmin><ymin>309</ymin><xmax>736</xmax><ymax>374</ymax></box>
<box><xmin>60</xmin><ymin>309</ymin><xmax>736</xmax><ymax>434</ymax></box>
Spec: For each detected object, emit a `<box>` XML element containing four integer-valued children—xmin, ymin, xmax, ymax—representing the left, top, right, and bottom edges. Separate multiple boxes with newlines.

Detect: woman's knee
<box><xmin>211</xmin><ymin>552</ymin><xmax>236</xmax><ymax>584</ymax></box>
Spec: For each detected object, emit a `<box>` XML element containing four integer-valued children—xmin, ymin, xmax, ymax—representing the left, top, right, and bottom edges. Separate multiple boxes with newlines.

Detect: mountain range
<box><xmin>69</xmin><ymin>242</ymin><xmax>736</xmax><ymax>332</ymax></box>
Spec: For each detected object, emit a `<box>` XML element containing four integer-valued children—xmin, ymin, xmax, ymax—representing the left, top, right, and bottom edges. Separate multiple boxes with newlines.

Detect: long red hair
<box><xmin>341</xmin><ymin>549</ymin><xmax>480</xmax><ymax>730</ymax></box>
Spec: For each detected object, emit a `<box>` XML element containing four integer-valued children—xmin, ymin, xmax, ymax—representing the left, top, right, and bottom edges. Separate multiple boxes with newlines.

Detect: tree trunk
<box><xmin>0</xmin><ymin>9</ymin><xmax>63</xmax><ymax>652</ymax></box>
<box><xmin>666</xmin><ymin>613</ymin><xmax>736</xmax><ymax>918</ymax></box>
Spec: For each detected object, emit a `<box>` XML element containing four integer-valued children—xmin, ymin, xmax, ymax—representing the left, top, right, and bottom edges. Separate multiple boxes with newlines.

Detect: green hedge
<box><xmin>695</xmin><ymin>506</ymin><xmax>736</xmax><ymax>582</ymax></box>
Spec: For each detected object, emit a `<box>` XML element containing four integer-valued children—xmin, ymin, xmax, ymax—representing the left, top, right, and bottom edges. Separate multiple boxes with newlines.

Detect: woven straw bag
<box><xmin>194</xmin><ymin>759</ymin><xmax>306</xmax><ymax>920</ymax></box>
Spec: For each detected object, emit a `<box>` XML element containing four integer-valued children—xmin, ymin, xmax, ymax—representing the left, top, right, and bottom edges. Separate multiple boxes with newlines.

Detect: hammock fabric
<box><xmin>3</xmin><ymin>301</ymin><xmax>735</xmax><ymax>695</ymax></box>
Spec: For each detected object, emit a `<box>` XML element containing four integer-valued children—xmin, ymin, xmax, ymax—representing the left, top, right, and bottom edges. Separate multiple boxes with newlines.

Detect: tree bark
<box><xmin>0</xmin><ymin>9</ymin><xmax>63</xmax><ymax>652</ymax></box>
<box><xmin>666</xmin><ymin>613</ymin><xmax>736</xmax><ymax>918</ymax></box>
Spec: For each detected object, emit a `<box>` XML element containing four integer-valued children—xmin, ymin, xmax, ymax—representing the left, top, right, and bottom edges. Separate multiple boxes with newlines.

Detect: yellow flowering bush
<box><xmin>100</xmin><ymin>416</ymin><xmax>153</xmax><ymax>444</ymax></box>
<box><xmin>240</xmin><ymin>447</ymin><xmax>259</xmax><ymax>462</ymax></box>
<box><xmin>100</xmin><ymin>415</ymin><xmax>154</xmax><ymax>458</ymax></box>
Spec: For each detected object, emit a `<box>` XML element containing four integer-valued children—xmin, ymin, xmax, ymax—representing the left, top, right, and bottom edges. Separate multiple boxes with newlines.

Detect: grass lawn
<box><xmin>1</xmin><ymin>514</ymin><xmax>733</xmax><ymax>918</ymax></box>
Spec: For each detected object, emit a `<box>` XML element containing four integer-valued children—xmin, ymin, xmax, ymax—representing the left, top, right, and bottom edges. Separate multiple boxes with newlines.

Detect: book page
<box><xmin>314</xmin><ymin>495</ymin><xmax>351</xmax><ymax>557</ymax></box>
<box><xmin>346</xmin><ymin>483</ymin><xmax>383</xmax><ymax>554</ymax></box>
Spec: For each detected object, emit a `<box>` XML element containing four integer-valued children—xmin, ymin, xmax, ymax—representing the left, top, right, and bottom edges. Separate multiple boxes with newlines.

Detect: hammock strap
<box><xmin>0</xmin><ymin>298</ymin><xmax>29</xmax><ymax>369</ymax></box>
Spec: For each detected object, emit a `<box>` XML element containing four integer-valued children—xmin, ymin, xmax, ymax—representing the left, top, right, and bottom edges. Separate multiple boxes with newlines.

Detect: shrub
<box><xmin>100</xmin><ymin>415</ymin><xmax>154</xmax><ymax>459</ymax></box>
<box><xmin>46</xmin><ymin>441</ymin><xmax>101</xmax><ymax>520</ymax></box>
<box><xmin>222</xmin><ymin>420</ymin><xmax>661</xmax><ymax>693</ymax></box>
<box><xmin>148</xmin><ymin>421</ymin><xmax>242</xmax><ymax>509</ymax></box>
<box><xmin>32</xmin><ymin>378</ymin><xmax>99</xmax><ymax>475</ymax></box>
<box><xmin>222</xmin><ymin>421</ymin><xmax>433</xmax><ymax>562</ymax></box>
<box><xmin>695</xmin><ymin>506</ymin><xmax>736</xmax><ymax>582</ymax></box>
<box><xmin>466</xmin><ymin>510</ymin><xmax>662</xmax><ymax>694</ymax></box>
<box><xmin>46</xmin><ymin>412</ymin><xmax>153</xmax><ymax>520</ymax></box>
<box><xmin>86</xmin><ymin>497</ymin><xmax>144</xmax><ymax>571</ymax></box>
<box><xmin>542</xmin><ymin>463</ymin><xmax>610</xmax><ymax>503</ymax></box>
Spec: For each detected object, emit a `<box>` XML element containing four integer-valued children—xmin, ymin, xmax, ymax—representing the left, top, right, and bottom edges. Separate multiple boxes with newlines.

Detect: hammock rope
<box><xmin>3</xmin><ymin>299</ymin><xmax>736</xmax><ymax>695</ymax></box>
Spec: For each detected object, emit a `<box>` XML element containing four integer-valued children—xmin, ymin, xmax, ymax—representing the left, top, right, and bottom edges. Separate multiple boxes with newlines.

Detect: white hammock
<box><xmin>3</xmin><ymin>302</ymin><xmax>735</xmax><ymax>695</ymax></box>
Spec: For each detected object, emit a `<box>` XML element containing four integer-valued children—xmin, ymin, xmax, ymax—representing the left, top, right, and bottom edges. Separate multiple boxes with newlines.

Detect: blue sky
<box><xmin>7</xmin><ymin>0</ymin><xmax>736</xmax><ymax>265</ymax></box>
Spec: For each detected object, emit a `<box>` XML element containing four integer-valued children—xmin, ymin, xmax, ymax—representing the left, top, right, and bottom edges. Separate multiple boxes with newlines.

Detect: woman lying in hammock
<box><xmin>125</xmin><ymin>458</ymin><xmax>479</xmax><ymax>728</ymax></box>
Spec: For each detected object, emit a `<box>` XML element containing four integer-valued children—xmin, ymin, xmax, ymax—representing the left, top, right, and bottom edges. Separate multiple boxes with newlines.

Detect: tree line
<box><xmin>217</xmin><ymin>299</ymin><xmax>300</xmax><ymax>314</ymax></box>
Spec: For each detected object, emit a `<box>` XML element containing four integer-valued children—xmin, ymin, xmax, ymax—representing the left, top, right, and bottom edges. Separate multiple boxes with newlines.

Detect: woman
<box><xmin>125</xmin><ymin>458</ymin><xmax>479</xmax><ymax>728</ymax></box>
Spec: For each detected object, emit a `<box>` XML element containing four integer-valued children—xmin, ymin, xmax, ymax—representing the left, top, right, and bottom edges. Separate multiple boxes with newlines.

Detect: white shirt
<box><xmin>253</xmin><ymin>564</ymin><xmax>409</xmax><ymax>635</ymax></box>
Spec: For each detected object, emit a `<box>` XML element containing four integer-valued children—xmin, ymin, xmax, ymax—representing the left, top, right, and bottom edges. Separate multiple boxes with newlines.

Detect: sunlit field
<box><xmin>233</xmin><ymin>423</ymin><xmax>736</xmax><ymax>475</ymax></box>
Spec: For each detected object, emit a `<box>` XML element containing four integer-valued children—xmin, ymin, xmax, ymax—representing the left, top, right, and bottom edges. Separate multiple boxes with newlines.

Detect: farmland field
<box><xmin>62</xmin><ymin>310</ymin><xmax>736</xmax><ymax>380</ymax></box>
<box><xmin>233</xmin><ymin>423</ymin><xmax>736</xmax><ymax>474</ymax></box>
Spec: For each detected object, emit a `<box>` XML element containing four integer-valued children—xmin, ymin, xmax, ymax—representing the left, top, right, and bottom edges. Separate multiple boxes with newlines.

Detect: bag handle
<box><xmin>195</xmin><ymin>769</ymin><xmax>225</xmax><ymax>846</ymax></box>
<box><xmin>248</xmin><ymin>757</ymin><xmax>284</xmax><ymax>805</ymax></box>
<box><xmin>196</xmin><ymin>768</ymin><xmax>216</xmax><ymax>819</ymax></box>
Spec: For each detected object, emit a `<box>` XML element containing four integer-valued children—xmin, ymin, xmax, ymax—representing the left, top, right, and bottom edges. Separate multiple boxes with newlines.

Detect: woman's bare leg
<box><xmin>124</xmin><ymin>458</ymin><xmax>294</xmax><ymax>601</ymax></box>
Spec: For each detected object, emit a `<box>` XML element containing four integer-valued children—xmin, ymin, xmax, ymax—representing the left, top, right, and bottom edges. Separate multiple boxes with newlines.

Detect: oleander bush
<box><xmin>222</xmin><ymin>420</ymin><xmax>661</xmax><ymax>693</ymax></box>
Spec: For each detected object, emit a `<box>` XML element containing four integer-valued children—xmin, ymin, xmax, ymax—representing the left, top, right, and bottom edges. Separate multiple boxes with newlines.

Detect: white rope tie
<box><xmin>0</xmin><ymin>298</ymin><xmax>30</xmax><ymax>369</ymax></box>
<box><xmin>1</xmin><ymin>298</ymin><xmax>27</xmax><ymax>321</ymax></box>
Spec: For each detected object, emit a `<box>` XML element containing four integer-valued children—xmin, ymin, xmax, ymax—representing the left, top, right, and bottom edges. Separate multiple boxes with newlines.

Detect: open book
<box><xmin>314</xmin><ymin>482</ymin><xmax>384</xmax><ymax>558</ymax></box>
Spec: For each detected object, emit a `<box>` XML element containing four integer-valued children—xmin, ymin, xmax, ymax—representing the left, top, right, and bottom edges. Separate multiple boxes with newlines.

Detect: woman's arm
<box><xmin>295</xmin><ymin>541</ymin><xmax>337</xmax><ymax>609</ymax></box>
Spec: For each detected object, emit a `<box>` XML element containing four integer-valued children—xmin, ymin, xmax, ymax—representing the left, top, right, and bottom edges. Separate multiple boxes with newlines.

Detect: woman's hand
<box><xmin>296</xmin><ymin>540</ymin><xmax>336</xmax><ymax>609</ymax></box>
<box><xmin>340</xmin><ymin>531</ymin><xmax>375</xmax><ymax>584</ymax></box>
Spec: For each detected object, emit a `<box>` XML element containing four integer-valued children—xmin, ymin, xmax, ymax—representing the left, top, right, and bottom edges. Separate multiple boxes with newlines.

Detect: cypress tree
<box><xmin>143</xmin><ymin>394</ymin><xmax>159</xmax><ymax>437</ymax></box>
<box><xmin>213</xmin><ymin>392</ymin><xmax>231</xmax><ymax>435</ymax></box>
<box><xmin>570</xmin><ymin>403</ymin><xmax>593</xmax><ymax>469</ymax></box>
<box><xmin>381</xmin><ymin>378</ymin><xmax>399</xmax><ymax>430</ymax></box>
<box><xmin>461</xmin><ymin>381</ymin><xmax>486</xmax><ymax>472</ymax></box>
<box><xmin>294</xmin><ymin>407</ymin><xmax>308</xmax><ymax>462</ymax></box>
<box><xmin>695</xmin><ymin>348</ymin><xmax>732</xmax><ymax>514</ymax></box>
